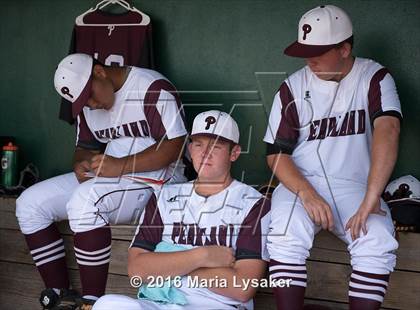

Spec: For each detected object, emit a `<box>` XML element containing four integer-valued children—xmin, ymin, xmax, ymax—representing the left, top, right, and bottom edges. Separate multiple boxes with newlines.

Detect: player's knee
<box><xmin>66</xmin><ymin>180</ymin><xmax>97</xmax><ymax>214</ymax></box>
<box><xmin>349</xmin><ymin>220</ymin><xmax>398</xmax><ymax>273</ymax></box>
<box><xmin>16</xmin><ymin>187</ymin><xmax>49</xmax><ymax>234</ymax></box>
<box><xmin>66</xmin><ymin>186</ymin><xmax>100</xmax><ymax>233</ymax></box>
<box><xmin>267</xmin><ymin>231</ymin><xmax>313</xmax><ymax>264</ymax></box>
<box><xmin>268</xmin><ymin>205</ymin><xmax>315</xmax><ymax>263</ymax></box>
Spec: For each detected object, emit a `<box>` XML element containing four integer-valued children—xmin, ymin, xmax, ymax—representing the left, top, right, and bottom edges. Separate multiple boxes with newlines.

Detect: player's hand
<box><xmin>91</xmin><ymin>154</ymin><xmax>127</xmax><ymax>177</ymax></box>
<box><xmin>200</xmin><ymin>246</ymin><xmax>235</xmax><ymax>268</ymax></box>
<box><xmin>299</xmin><ymin>189</ymin><xmax>334</xmax><ymax>231</ymax></box>
<box><xmin>73</xmin><ymin>160</ymin><xmax>92</xmax><ymax>183</ymax></box>
<box><xmin>345</xmin><ymin>195</ymin><xmax>386</xmax><ymax>241</ymax></box>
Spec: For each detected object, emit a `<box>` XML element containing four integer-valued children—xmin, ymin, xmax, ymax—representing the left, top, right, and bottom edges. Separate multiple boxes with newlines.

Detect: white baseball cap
<box><xmin>384</xmin><ymin>175</ymin><xmax>420</xmax><ymax>202</ymax></box>
<box><xmin>191</xmin><ymin>110</ymin><xmax>240</xmax><ymax>144</ymax></box>
<box><xmin>284</xmin><ymin>5</ymin><xmax>353</xmax><ymax>58</ymax></box>
<box><xmin>54</xmin><ymin>53</ymin><xmax>94</xmax><ymax>117</ymax></box>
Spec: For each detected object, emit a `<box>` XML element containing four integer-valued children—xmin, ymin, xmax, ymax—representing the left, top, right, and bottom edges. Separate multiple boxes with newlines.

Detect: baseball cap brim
<box><xmin>71</xmin><ymin>77</ymin><xmax>92</xmax><ymax>118</ymax></box>
<box><xmin>284</xmin><ymin>40</ymin><xmax>338</xmax><ymax>58</ymax></box>
<box><xmin>190</xmin><ymin>133</ymin><xmax>238</xmax><ymax>145</ymax></box>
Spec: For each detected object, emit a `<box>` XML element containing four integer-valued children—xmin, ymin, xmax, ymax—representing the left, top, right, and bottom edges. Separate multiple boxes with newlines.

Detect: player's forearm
<box><xmin>365</xmin><ymin>118</ymin><xmax>400</xmax><ymax>201</ymax></box>
<box><xmin>188</xmin><ymin>266</ymin><xmax>262</xmax><ymax>302</ymax></box>
<box><xmin>267</xmin><ymin>153</ymin><xmax>317</xmax><ymax>199</ymax></box>
<box><xmin>128</xmin><ymin>247</ymin><xmax>205</xmax><ymax>281</ymax></box>
<box><xmin>123</xmin><ymin>136</ymin><xmax>186</xmax><ymax>174</ymax></box>
<box><xmin>73</xmin><ymin>147</ymin><xmax>99</xmax><ymax>165</ymax></box>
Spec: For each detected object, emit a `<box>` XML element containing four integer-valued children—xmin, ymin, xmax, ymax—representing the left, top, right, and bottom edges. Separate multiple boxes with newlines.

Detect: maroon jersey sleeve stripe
<box><xmin>236</xmin><ymin>197</ymin><xmax>271</xmax><ymax>260</ymax></box>
<box><xmin>143</xmin><ymin>79</ymin><xmax>185</xmax><ymax>140</ymax></box>
<box><xmin>368</xmin><ymin>68</ymin><xmax>402</xmax><ymax>125</ymax></box>
<box><xmin>76</xmin><ymin>111</ymin><xmax>105</xmax><ymax>150</ymax></box>
<box><xmin>131</xmin><ymin>194</ymin><xmax>164</xmax><ymax>251</ymax></box>
<box><xmin>267</xmin><ymin>82</ymin><xmax>300</xmax><ymax>155</ymax></box>
<box><xmin>368</xmin><ymin>68</ymin><xmax>388</xmax><ymax>123</ymax></box>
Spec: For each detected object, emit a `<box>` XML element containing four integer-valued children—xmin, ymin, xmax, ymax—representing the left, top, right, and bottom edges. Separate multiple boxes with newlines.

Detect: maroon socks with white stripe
<box><xmin>349</xmin><ymin>270</ymin><xmax>389</xmax><ymax>310</ymax></box>
<box><xmin>24</xmin><ymin>223</ymin><xmax>70</xmax><ymax>289</ymax></box>
<box><xmin>73</xmin><ymin>226</ymin><xmax>111</xmax><ymax>299</ymax></box>
<box><xmin>269</xmin><ymin>259</ymin><xmax>306</xmax><ymax>310</ymax></box>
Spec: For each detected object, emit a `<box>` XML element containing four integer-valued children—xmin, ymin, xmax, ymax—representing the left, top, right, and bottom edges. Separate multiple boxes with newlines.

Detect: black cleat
<box><xmin>39</xmin><ymin>288</ymin><xmax>80</xmax><ymax>309</ymax></box>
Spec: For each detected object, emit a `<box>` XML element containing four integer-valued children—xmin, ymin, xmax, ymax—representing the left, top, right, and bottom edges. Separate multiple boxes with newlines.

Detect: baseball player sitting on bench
<box><xmin>264</xmin><ymin>5</ymin><xmax>401</xmax><ymax>310</ymax></box>
<box><xmin>15</xmin><ymin>53</ymin><xmax>188</xmax><ymax>309</ymax></box>
<box><xmin>92</xmin><ymin>110</ymin><xmax>271</xmax><ymax>310</ymax></box>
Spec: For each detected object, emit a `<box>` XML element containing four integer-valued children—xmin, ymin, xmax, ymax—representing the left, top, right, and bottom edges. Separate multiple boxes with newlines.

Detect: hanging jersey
<box><xmin>130</xmin><ymin>180</ymin><xmax>271</xmax><ymax>308</ymax></box>
<box><xmin>264</xmin><ymin>57</ymin><xmax>402</xmax><ymax>184</ymax></box>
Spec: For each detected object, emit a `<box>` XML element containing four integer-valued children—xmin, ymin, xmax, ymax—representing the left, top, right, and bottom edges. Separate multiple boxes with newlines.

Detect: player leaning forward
<box><xmin>93</xmin><ymin>110</ymin><xmax>271</xmax><ymax>309</ymax></box>
<box><xmin>264</xmin><ymin>5</ymin><xmax>401</xmax><ymax>310</ymax></box>
<box><xmin>16</xmin><ymin>53</ymin><xmax>188</xmax><ymax>309</ymax></box>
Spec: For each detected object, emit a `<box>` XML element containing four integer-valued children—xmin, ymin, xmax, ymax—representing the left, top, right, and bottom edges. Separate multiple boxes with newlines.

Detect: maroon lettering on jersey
<box><xmin>308</xmin><ymin>120</ymin><xmax>320</xmax><ymax>141</ymax></box>
<box><xmin>195</xmin><ymin>226</ymin><xmax>207</xmax><ymax>246</ymax></box>
<box><xmin>347</xmin><ymin>110</ymin><xmax>356</xmax><ymax>135</ymax></box>
<box><xmin>187</xmin><ymin>224</ymin><xmax>195</xmax><ymax>245</ymax></box>
<box><xmin>96</xmin><ymin>129</ymin><xmax>106</xmax><ymax>139</ymax></box>
<box><xmin>208</xmin><ymin>226</ymin><xmax>218</xmax><ymax>246</ymax></box>
<box><xmin>122</xmin><ymin>124</ymin><xmax>131</xmax><ymax>136</ymax></box>
<box><xmin>171</xmin><ymin>223</ymin><xmax>181</xmax><ymax>244</ymax></box>
<box><xmin>338</xmin><ymin>112</ymin><xmax>350</xmax><ymax>136</ymax></box>
<box><xmin>129</xmin><ymin>121</ymin><xmax>141</xmax><ymax>137</ymax></box>
<box><xmin>228</xmin><ymin>224</ymin><xmax>234</xmax><ymax>248</ymax></box>
<box><xmin>178</xmin><ymin>224</ymin><xmax>187</xmax><ymax>244</ymax></box>
<box><xmin>327</xmin><ymin>116</ymin><xmax>340</xmax><ymax>137</ymax></box>
<box><xmin>139</xmin><ymin>120</ymin><xmax>150</xmax><ymax>136</ymax></box>
<box><xmin>170</xmin><ymin>223</ymin><xmax>234</xmax><ymax>247</ymax></box>
<box><xmin>357</xmin><ymin>110</ymin><xmax>366</xmax><ymax>134</ymax></box>
<box><xmin>94</xmin><ymin>120</ymin><xmax>150</xmax><ymax>140</ymax></box>
<box><xmin>316</xmin><ymin>118</ymin><xmax>328</xmax><ymax>140</ymax></box>
<box><xmin>307</xmin><ymin>109</ymin><xmax>367</xmax><ymax>142</ymax></box>
<box><xmin>218</xmin><ymin>225</ymin><xmax>228</xmax><ymax>246</ymax></box>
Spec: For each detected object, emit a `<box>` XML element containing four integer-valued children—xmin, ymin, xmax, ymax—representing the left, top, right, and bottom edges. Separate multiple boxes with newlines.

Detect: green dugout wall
<box><xmin>0</xmin><ymin>0</ymin><xmax>419</xmax><ymax>185</ymax></box>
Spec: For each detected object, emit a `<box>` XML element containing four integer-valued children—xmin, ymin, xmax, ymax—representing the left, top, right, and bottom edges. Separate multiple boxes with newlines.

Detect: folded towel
<box><xmin>137</xmin><ymin>241</ymin><xmax>188</xmax><ymax>305</ymax></box>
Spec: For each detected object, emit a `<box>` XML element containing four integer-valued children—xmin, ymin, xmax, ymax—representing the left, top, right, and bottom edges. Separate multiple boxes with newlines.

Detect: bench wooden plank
<box><xmin>2</xmin><ymin>228</ymin><xmax>420</xmax><ymax>309</ymax></box>
<box><xmin>2</xmin><ymin>208</ymin><xmax>419</xmax><ymax>272</ymax></box>
<box><xmin>0</xmin><ymin>260</ymin><xmax>137</xmax><ymax>310</ymax></box>
<box><xmin>2</xmin><ymin>197</ymin><xmax>420</xmax><ymax>309</ymax></box>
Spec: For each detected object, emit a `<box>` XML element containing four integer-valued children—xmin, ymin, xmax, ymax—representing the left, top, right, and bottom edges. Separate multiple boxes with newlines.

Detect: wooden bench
<box><xmin>1</xmin><ymin>197</ymin><xmax>419</xmax><ymax>309</ymax></box>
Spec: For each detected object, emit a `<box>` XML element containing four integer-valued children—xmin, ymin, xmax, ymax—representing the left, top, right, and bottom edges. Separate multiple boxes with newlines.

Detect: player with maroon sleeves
<box><xmin>93</xmin><ymin>110</ymin><xmax>271</xmax><ymax>310</ymax></box>
<box><xmin>16</xmin><ymin>53</ymin><xmax>187</xmax><ymax>309</ymax></box>
<box><xmin>264</xmin><ymin>5</ymin><xmax>401</xmax><ymax>310</ymax></box>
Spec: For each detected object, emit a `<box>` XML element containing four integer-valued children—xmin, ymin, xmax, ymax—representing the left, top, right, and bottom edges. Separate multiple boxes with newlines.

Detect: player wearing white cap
<box><xmin>92</xmin><ymin>110</ymin><xmax>271</xmax><ymax>310</ymax></box>
<box><xmin>264</xmin><ymin>5</ymin><xmax>401</xmax><ymax>310</ymax></box>
<box><xmin>15</xmin><ymin>53</ymin><xmax>187</xmax><ymax>309</ymax></box>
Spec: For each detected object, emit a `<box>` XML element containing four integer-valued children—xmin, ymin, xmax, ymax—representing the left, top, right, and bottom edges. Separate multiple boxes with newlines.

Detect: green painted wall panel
<box><xmin>1</xmin><ymin>0</ymin><xmax>419</xmax><ymax>184</ymax></box>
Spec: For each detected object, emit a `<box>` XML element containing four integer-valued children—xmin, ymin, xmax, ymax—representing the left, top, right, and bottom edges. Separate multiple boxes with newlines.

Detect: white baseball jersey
<box><xmin>130</xmin><ymin>180</ymin><xmax>271</xmax><ymax>309</ymax></box>
<box><xmin>264</xmin><ymin>57</ymin><xmax>402</xmax><ymax>184</ymax></box>
<box><xmin>76</xmin><ymin>67</ymin><xmax>187</xmax><ymax>181</ymax></box>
